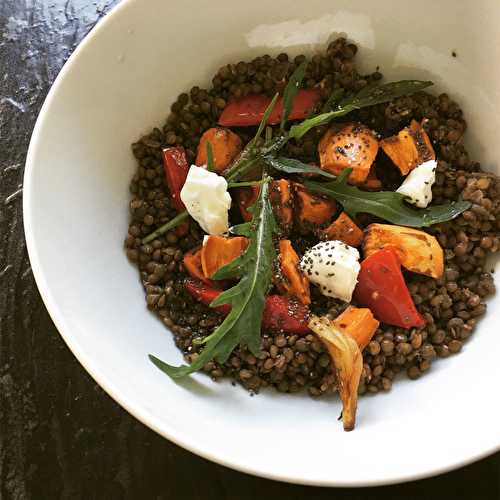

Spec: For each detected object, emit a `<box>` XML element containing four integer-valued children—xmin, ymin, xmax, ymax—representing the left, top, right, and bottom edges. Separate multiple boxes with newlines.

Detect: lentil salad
<box><xmin>125</xmin><ymin>37</ymin><xmax>499</xmax><ymax>430</ymax></box>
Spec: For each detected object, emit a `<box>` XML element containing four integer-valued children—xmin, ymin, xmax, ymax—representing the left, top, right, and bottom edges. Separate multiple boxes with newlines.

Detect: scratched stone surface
<box><xmin>0</xmin><ymin>1</ymin><xmax>499</xmax><ymax>499</ymax></box>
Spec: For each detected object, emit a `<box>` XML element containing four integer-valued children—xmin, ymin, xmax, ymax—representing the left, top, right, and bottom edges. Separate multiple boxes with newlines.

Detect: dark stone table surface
<box><xmin>0</xmin><ymin>1</ymin><xmax>499</xmax><ymax>498</ymax></box>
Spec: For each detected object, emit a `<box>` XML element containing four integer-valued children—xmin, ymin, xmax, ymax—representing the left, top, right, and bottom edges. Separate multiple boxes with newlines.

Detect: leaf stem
<box><xmin>225</xmin><ymin>156</ymin><xmax>261</xmax><ymax>183</ymax></box>
<box><xmin>206</xmin><ymin>141</ymin><xmax>214</xmax><ymax>172</ymax></box>
<box><xmin>227</xmin><ymin>180</ymin><xmax>262</xmax><ymax>188</ymax></box>
<box><xmin>141</xmin><ymin>211</ymin><xmax>189</xmax><ymax>244</ymax></box>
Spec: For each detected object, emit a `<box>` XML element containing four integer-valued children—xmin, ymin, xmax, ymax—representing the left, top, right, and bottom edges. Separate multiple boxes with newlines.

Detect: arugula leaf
<box><xmin>225</xmin><ymin>94</ymin><xmax>279</xmax><ymax>182</ymax></box>
<box><xmin>206</xmin><ymin>141</ymin><xmax>214</xmax><ymax>172</ymax></box>
<box><xmin>305</xmin><ymin>170</ymin><xmax>471</xmax><ymax>228</ymax></box>
<box><xmin>281</xmin><ymin>60</ymin><xmax>307</xmax><ymax>130</ymax></box>
<box><xmin>149</xmin><ymin>177</ymin><xmax>277</xmax><ymax>378</ymax></box>
<box><xmin>321</xmin><ymin>87</ymin><xmax>345</xmax><ymax>113</ymax></box>
<box><xmin>289</xmin><ymin>80</ymin><xmax>433</xmax><ymax>140</ymax></box>
<box><xmin>338</xmin><ymin>80</ymin><xmax>433</xmax><ymax>108</ymax></box>
<box><xmin>263</xmin><ymin>156</ymin><xmax>336</xmax><ymax>179</ymax></box>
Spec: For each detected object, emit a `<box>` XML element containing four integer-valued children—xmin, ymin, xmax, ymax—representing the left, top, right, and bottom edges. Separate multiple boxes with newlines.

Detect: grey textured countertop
<box><xmin>0</xmin><ymin>1</ymin><xmax>498</xmax><ymax>498</ymax></box>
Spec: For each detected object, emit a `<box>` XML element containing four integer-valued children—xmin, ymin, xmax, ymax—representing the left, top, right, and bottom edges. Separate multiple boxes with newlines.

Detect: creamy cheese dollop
<box><xmin>396</xmin><ymin>159</ymin><xmax>437</xmax><ymax>208</ymax></box>
<box><xmin>300</xmin><ymin>240</ymin><xmax>360</xmax><ymax>302</ymax></box>
<box><xmin>180</xmin><ymin>165</ymin><xmax>232</xmax><ymax>235</ymax></box>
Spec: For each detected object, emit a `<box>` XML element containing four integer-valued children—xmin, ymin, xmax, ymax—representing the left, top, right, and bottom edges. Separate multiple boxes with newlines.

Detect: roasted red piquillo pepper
<box><xmin>184</xmin><ymin>278</ymin><xmax>231</xmax><ymax>315</ymax></box>
<box><xmin>162</xmin><ymin>147</ymin><xmax>190</xmax><ymax>236</ymax></box>
<box><xmin>353</xmin><ymin>248</ymin><xmax>425</xmax><ymax>329</ymax></box>
<box><xmin>262</xmin><ymin>295</ymin><xmax>311</xmax><ymax>334</ymax></box>
<box><xmin>184</xmin><ymin>279</ymin><xmax>310</xmax><ymax>334</ymax></box>
<box><xmin>218</xmin><ymin>89</ymin><xmax>321</xmax><ymax>127</ymax></box>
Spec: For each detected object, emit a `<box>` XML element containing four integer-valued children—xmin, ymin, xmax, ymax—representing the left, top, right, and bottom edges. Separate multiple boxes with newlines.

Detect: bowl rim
<box><xmin>23</xmin><ymin>0</ymin><xmax>499</xmax><ymax>487</ymax></box>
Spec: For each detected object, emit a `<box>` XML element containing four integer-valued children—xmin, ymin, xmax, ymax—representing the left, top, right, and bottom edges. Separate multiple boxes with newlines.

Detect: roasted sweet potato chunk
<box><xmin>277</xmin><ymin>240</ymin><xmax>311</xmax><ymax>305</ymax></box>
<box><xmin>201</xmin><ymin>235</ymin><xmax>248</xmax><ymax>278</ymax></box>
<box><xmin>294</xmin><ymin>183</ymin><xmax>336</xmax><ymax>232</ymax></box>
<box><xmin>238</xmin><ymin>185</ymin><xmax>260</xmax><ymax>222</ymax></box>
<box><xmin>318</xmin><ymin>123</ymin><xmax>379</xmax><ymax>185</ymax></box>
<box><xmin>360</xmin><ymin>167</ymin><xmax>382</xmax><ymax>191</ymax></box>
<box><xmin>380</xmin><ymin>119</ymin><xmax>435</xmax><ymax>175</ymax></box>
<box><xmin>363</xmin><ymin>223</ymin><xmax>444</xmax><ymax>278</ymax></box>
<box><xmin>196</xmin><ymin>127</ymin><xmax>243</xmax><ymax>173</ymax></box>
<box><xmin>333</xmin><ymin>305</ymin><xmax>380</xmax><ymax>351</ymax></box>
<box><xmin>320</xmin><ymin>212</ymin><xmax>364</xmax><ymax>247</ymax></box>
<box><xmin>183</xmin><ymin>247</ymin><xmax>208</xmax><ymax>283</ymax></box>
<box><xmin>269</xmin><ymin>179</ymin><xmax>294</xmax><ymax>234</ymax></box>
<box><xmin>238</xmin><ymin>180</ymin><xmax>294</xmax><ymax>232</ymax></box>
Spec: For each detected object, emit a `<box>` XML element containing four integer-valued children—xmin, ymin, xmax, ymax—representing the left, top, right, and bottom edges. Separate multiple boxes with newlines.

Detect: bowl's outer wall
<box><xmin>24</xmin><ymin>0</ymin><xmax>500</xmax><ymax>486</ymax></box>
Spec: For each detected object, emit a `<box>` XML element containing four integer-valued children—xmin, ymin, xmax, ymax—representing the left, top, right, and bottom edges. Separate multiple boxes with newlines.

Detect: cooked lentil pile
<box><xmin>125</xmin><ymin>37</ymin><xmax>499</xmax><ymax>398</ymax></box>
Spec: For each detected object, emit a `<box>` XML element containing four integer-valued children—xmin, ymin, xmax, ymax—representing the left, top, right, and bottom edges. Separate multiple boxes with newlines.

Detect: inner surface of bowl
<box><xmin>24</xmin><ymin>0</ymin><xmax>500</xmax><ymax>486</ymax></box>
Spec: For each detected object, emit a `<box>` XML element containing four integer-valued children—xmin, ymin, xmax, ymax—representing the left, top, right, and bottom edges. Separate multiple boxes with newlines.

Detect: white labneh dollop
<box><xmin>300</xmin><ymin>240</ymin><xmax>360</xmax><ymax>302</ymax></box>
<box><xmin>180</xmin><ymin>165</ymin><xmax>232</xmax><ymax>235</ymax></box>
<box><xmin>396</xmin><ymin>159</ymin><xmax>437</xmax><ymax>208</ymax></box>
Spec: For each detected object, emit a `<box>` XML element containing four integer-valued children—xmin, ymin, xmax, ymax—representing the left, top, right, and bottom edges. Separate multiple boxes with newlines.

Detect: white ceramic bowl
<box><xmin>24</xmin><ymin>0</ymin><xmax>500</xmax><ymax>486</ymax></box>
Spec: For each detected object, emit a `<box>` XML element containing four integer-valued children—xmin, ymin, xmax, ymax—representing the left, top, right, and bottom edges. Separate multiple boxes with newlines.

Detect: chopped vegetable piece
<box><xmin>277</xmin><ymin>240</ymin><xmax>310</xmax><ymax>305</ymax></box>
<box><xmin>333</xmin><ymin>305</ymin><xmax>379</xmax><ymax>351</ymax></box>
<box><xmin>309</xmin><ymin>315</ymin><xmax>363</xmax><ymax>431</ymax></box>
<box><xmin>201</xmin><ymin>235</ymin><xmax>248</xmax><ymax>279</ymax></box>
<box><xmin>218</xmin><ymin>89</ymin><xmax>321</xmax><ymax>127</ymax></box>
<box><xmin>363</xmin><ymin>223</ymin><xmax>444</xmax><ymax>278</ymax></box>
<box><xmin>196</xmin><ymin>127</ymin><xmax>243</xmax><ymax>173</ymax></box>
<box><xmin>353</xmin><ymin>247</ymin><xmax>425</xmax><ymax>329</ymax></box>
<box><xmin>238</xmin><ymin>185</ymin><xmax>260</xmax><ymax>222</ymax></box>
<box><xmin>184</xmin><ymin>279</ymin><xmax>310</xmax><ymax>334</ymax></box>
<box><xmin>239</xmin><ymin>180</ymin><xmax>294</xmax><ymax>231</ymax></box>
<box><xmin>269</xmin><ymin>179</ymin><xmax>294</xmax><ymax>234</ymax></box>
<box><xmin>294</xmin><ymin>183</ymin><xmax>336</xmax><ymax>232</ymax></box>
<box><xmin>300</xmin><ymin>240</ymin><xmax>360</xmax><ymax>302</ymax></box>
<box><xmin>184</xmin><ymin>278</ymin><xmax>231</xmax><ymax>315</ymax></box>
<box><xmin>162</xmin><ymin>147</ymin><xmax>190</xmax><ymax>236</ymax></box>
<box><xmin>183</xmin><ymin>247</ymin><xmax>213</xmax><ymax>284</ymax></box>
<box><xmin>360</xmin><ymin>167</ymin><xmax>382</xmax><ymax>191</ymax></box>
<box><xmin>380</xmin><ymin>119</ymin><xmax>435</xmax><ymax>175</ymax></box>
<box><xmin>262</xmin><ymin>295</ymin><xmax>310</xmax><ymax>334</ymax></box>
<box><xmin>180</xmin><ymin>165</ymin><xmax>232</xmax><ymax>235</ymax></box>
<box><xmin>320</xmin><ymin>212</ymin><xmax>364</xmax><ymax>247</ymax></box>
<box><xmin>318</xmin><ymin>123</ymin><xmax>379</xmax><ymax>185</ymax></box>
<box><xmin>396</xmin><ymin>159</ymin><xmax>436</xmax><ymax>208</ymax></box>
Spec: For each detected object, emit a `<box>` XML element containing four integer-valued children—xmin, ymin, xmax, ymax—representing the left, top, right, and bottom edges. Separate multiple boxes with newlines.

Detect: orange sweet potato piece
<box><xmin>196</xmin><ymin>127</ymin><xmax>243</xmax><ymax>173</ymax></box>
<box><xmin>293</xmin><ymin>183</ymin><xmax>336</xmax><ymax>232</ymax></box>
<box><xmin>318</xmin><ymin>123</ymin><xmax>379</xmax><ymax>185</ymax></box>
<box><xmin>277</xmin><ymin>240</ymin><xmax>310</xmax><ymax>305</ymax></box>
<box><xmin>320</xmin><ymin>212</ymin><xmax>364</xmax><ymax>247</ymax></box>
<box><xmin>333</xmin><ymin>305</ymin><xmax>380</xmax><ymax>351</ymax></box>
<box><xmin>380</xmin><ymin>119</ymin><xmax>435</xmax><ymax>175</ymax></box>
<box><xmin>238</xmin><ymin>185</ymin><xmax>260</xmax><ymax>222</ymax></box>
<box><xmin>363</xmin><ymin>223</ymin><xmax>444</xmax><ymax>279</ymax></box>
<box><xmin>201</xmin><ymin>235</ymin><xmax>248</xmax><ymax>278</ymax></box>
<box><xmin>269</xmin><ymin>179</ymin><xmax>294</xmax><ymax>234</ymax></box>
<box><xmin>239</xmin><ymin>180</ymin><xmax>294</xmax><ymax>232</ymax></box>
<box><xmin>360</xmin><ymin>167</ymin><xmax>382</xmax><ymax>191</ymax></box>
<box><xmin>183</xmin><ymin>247</ymin><xmax>213</xmax><ymax>284</ymax></box>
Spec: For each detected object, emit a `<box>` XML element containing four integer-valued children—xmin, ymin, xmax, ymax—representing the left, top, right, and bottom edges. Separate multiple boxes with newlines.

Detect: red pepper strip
<box><xmin>262</xmin><ymin>295</ymin><xmax>311</xmax><ymax>335</ymax></box>
<box><xmin>218</xmin><ymin>89</ymin><xmax>321</xmax><ymax>127</ymax></box>
<box><xmin>184</xmin><ymin>279</ymin><xmax>310</xmax><ymax>333</ymax></box>
<box><xmin>162</xmin><ymin>147</ymin><xmax>190</xmax><ymax>236</ymax></box>
<box><xmin>184</xmin><ymin>278</ymin><xmax>231</xmax><ymax>315</ymax></box>
<box><xmin>353</xmin><ymin>248</ymin><xmax>425</xmax><ymax>329</ymax></box>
